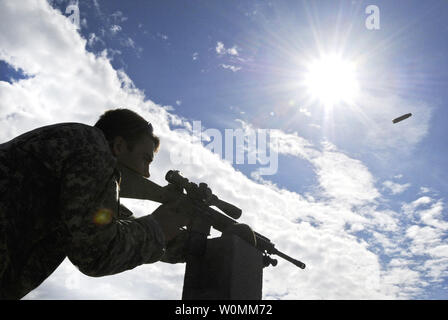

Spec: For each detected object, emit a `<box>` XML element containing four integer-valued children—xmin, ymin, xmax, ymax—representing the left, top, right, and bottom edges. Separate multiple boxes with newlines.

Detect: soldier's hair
<box><xmin>94</xmin><ymin>108</ymin><xmax>160</xmax><ymax>152</ymax></box>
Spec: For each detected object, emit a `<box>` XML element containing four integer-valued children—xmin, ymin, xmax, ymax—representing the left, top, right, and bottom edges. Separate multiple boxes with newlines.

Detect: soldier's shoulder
<box><xmin>30</xmin><ymin>122</ymin><xmax>106</xmax><ymax>143</ymax></box>
<box><xmin>44</xmin><ymin>123</ymin><xmax>109</xmax><ymax>150</ymax></box>
<box><xmin>42</xmin><ymin>122</ymin><xmax>102</xmax><ymax>135</ymax></box>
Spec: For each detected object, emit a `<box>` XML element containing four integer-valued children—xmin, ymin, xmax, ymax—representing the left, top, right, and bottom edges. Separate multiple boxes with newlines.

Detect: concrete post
<box><xmin>182</xmin><ymin>234</ymin><xmax>264</xmax><ymax>300</ymax></box>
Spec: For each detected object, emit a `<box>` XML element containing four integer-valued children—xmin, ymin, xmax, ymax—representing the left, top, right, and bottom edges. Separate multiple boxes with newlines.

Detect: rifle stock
<box><xmin>118</xmin><ymin>163</ymin><xmax>175</xmax><ymax>203</ymax></box>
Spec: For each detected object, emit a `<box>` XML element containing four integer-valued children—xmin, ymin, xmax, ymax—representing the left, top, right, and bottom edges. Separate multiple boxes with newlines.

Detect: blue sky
<box><xmin>1</xmin><ymin>0</ymin><xmax>447</xmax><ymax>299</ymax></box>
<box><xmin>70</xmin><ymin>0</ymin><xmax>448</xmax><ymax>193</ymax></box>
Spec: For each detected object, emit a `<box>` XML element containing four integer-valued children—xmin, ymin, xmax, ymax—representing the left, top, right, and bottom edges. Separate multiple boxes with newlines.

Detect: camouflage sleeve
<box><xmin>62</xmin><ymin>138</ymin><xmax>166</xmax><ymax>277</ymax></box>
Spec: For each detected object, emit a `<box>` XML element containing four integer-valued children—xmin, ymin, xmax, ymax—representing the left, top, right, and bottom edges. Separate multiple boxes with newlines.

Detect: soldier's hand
<box><xmin>151</xmin><ymin>197</ymin><xmax>193</xmax><ymax>242</ymax></box>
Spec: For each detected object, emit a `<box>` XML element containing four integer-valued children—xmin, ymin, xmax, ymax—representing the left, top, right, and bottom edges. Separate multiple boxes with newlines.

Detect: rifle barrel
<box><xmin>273</xmin><ymin>248</ymin><xmax>306</xmax><ymax>269</ymax></box>
<box><xmin>253</xmin><ymin>232</ymin><xmax>306</xmax><ymax>269</ymax></box>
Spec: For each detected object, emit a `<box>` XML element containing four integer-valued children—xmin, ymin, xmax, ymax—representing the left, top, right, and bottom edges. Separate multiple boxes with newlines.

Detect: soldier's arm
<box><xmin>62</xmin><ymin>142</ymin><xmax>166</xmax><ymax>277</ymax></box>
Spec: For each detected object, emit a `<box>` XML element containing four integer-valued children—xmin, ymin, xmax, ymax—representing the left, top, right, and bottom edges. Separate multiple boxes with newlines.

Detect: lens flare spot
<box><xmin>93</xmin><ymin>208</ymin><xmax>113</xmax><ymax>225</ymax></box>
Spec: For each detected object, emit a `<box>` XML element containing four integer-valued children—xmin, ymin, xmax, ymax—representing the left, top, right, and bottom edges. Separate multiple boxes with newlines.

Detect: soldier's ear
<box><xmin>112</xmin><ymin>136</ymin><xmax>127</xmax><ymax>156</ymax></box>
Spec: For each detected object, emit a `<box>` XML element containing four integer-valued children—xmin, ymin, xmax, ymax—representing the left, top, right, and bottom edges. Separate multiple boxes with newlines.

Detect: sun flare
<box><xmin>304</xmin><ymin>54</ymin><xmax>359</xmax><ymax>107</ymax></box>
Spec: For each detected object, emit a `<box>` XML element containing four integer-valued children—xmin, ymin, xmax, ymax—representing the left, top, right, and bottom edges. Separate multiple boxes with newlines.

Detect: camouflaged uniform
<box><xmin>0</xmin><ymin>123</ymin><xmax>184</xmax><ymax>300</ymax></box>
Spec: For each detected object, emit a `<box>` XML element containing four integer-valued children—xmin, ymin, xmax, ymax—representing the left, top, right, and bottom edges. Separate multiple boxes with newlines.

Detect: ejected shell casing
<box><xmin>393</xmin><ymin>113</ymin><xmax>412</xmax><ymax>124</ymax></box>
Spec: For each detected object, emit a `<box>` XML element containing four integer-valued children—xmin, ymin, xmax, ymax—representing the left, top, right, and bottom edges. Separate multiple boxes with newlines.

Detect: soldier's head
<box><xmin>94</xmin><ymin>108</ymin><xmax>160</xmax><ymax>178</ymax></box>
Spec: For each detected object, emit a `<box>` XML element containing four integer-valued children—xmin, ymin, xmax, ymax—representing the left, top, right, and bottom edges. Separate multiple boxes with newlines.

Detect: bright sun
<box><xmin>304</xmin><ymin>54</ymin><xmax>359</xmax><ymax>107</ymax></box>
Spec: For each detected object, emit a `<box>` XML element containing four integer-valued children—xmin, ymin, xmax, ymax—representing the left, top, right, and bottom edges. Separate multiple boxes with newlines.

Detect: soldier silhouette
<box><xmin>0</xmin><ymin>108</ymin><xmax>190</xmax><ymax>299</ymax></box>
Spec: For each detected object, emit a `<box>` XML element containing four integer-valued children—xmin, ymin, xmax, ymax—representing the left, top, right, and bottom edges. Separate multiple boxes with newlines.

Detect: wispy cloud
<box><xmin>87</xmin><ymin>32</ymin><xmax>102</xmax><ymax>47</ymax></box>
<box><xmin>110</xmin><ymin>24</ymin><xmax>122</xmax><ymax>34</ymax></box>
<box><xmin>299</xmin><ymin>107</ymin><xmax>311</xmax><ymax>117</ymax></box>
<box><xmin>345</xmin><ymin>91</ymin><xmax>432</xmax><ymax>156</ymax></box>
<box><xmin>157</xmin><ymin>32</ymin><xmax>168</xmax><ymax>41</ymax></box>
<box><xmin>382</xmin><ymin>180</ymin><xmax>411</xmax><ymax>195</ymax></box>
<box><xmin>220</xmin><ymin>64</ymin><xmax>241</xmax><ymax>72</ymax></box>
<box><xmin>419</xmin><ymin>187</ymin><xmax>431</xmax><ymax>194</ymax></box>
<box><xmin>215</xmin><ymin>41</ymin><xmax>242</xmax><ymax>72</ymax></box>
<box><xmin>215</xmin><ymin>41</ymin><xmax>239</xmax><ymax>56</ymax></box>
<box><xmin>110</xmin><ymin>10</ymin><xmax>128</xmax><ymax>23</ymax></box>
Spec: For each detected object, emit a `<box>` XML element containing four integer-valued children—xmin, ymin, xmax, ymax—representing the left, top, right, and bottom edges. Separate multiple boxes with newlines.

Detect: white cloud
<box><xmin>268</xmin><ymin>130</ymin><xmax>380</xmax><ymax>208</ymax></box>
<box><xmin>157</xmin><ymin>33</ymin><xmax>168</xmax><ymax>41</ymax></box>
<box><xmin>312</xmin><ymin>142</ymin><xmax>380</xmax><ymax>207</ymax></box>
<box><xmin>87</xmin><ymin>32</ymin><xmax>98</xmax><ymax>47</ymax></box>
<box><xmin>220</xmin><ymin>64</ymin><xmax>241</xmax><ymax>72</ymax></box>
<box><xmin>419</xmin><ymin>187</ymin><xmax>431</xmax><ymax>194</ymax></box>
<box><xmin>382</xmin><ymin>180</ymin><xmax>411</xmax><ymax>195</ymax></box>
<box><xmin>370</xmin><ymin>210</ymin><xmax>399</xmax><ymax>232</ymax></box>
<box><xmin>226</xmin><ymin>46</ymin><xmax>239</xmax><ymax>56</ymax></box>
<box><xmin>402</xmin><ymin>196</ymin><xmax>432</xmax><ymax>216</ymax></box>
<box><xmin>427</xmin><ymin>245</ymin><xmax>448</xmax><ymax>258</ymax></box>
<box><xmin>111</xmin><ymin>10</ymin><xmax>128</xmax><ymax>23</ymax></box>
<box><xmin>122</xmin><ymin>37</ymin><xmax>135</xmax><ymax>48</ymax></box>
<box><xmin>110</xmin><ymin>24</ymin><xmax>122</xmax><ymax>34</ymax></box>
<box><xmin>216</xmin><ymin>41</ymin><xmax>239</xmax><ymax>56</ymax></box>
<box><xmin>269</xmin><ymin>128</ymin><xmax>317</xmax><ymax>160</ymax></box>
<box><xmin>216</xmin><ymin>42</ymin><xmax>242</xmax><ymax>72</ymax></box>
<box><xmin>396</xmin><ymin>193</ymin><xmax>448</xmax><ymax>288</ymax></box>
<box><xmin>417</xmin><ymin>200</ymin><xmax>448</xmax><ymax>230</ymax></box>
<box><xmin>216</xmin><ymin>41</ymin><xmax>225</xmax><ymax>54</ymax></box>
